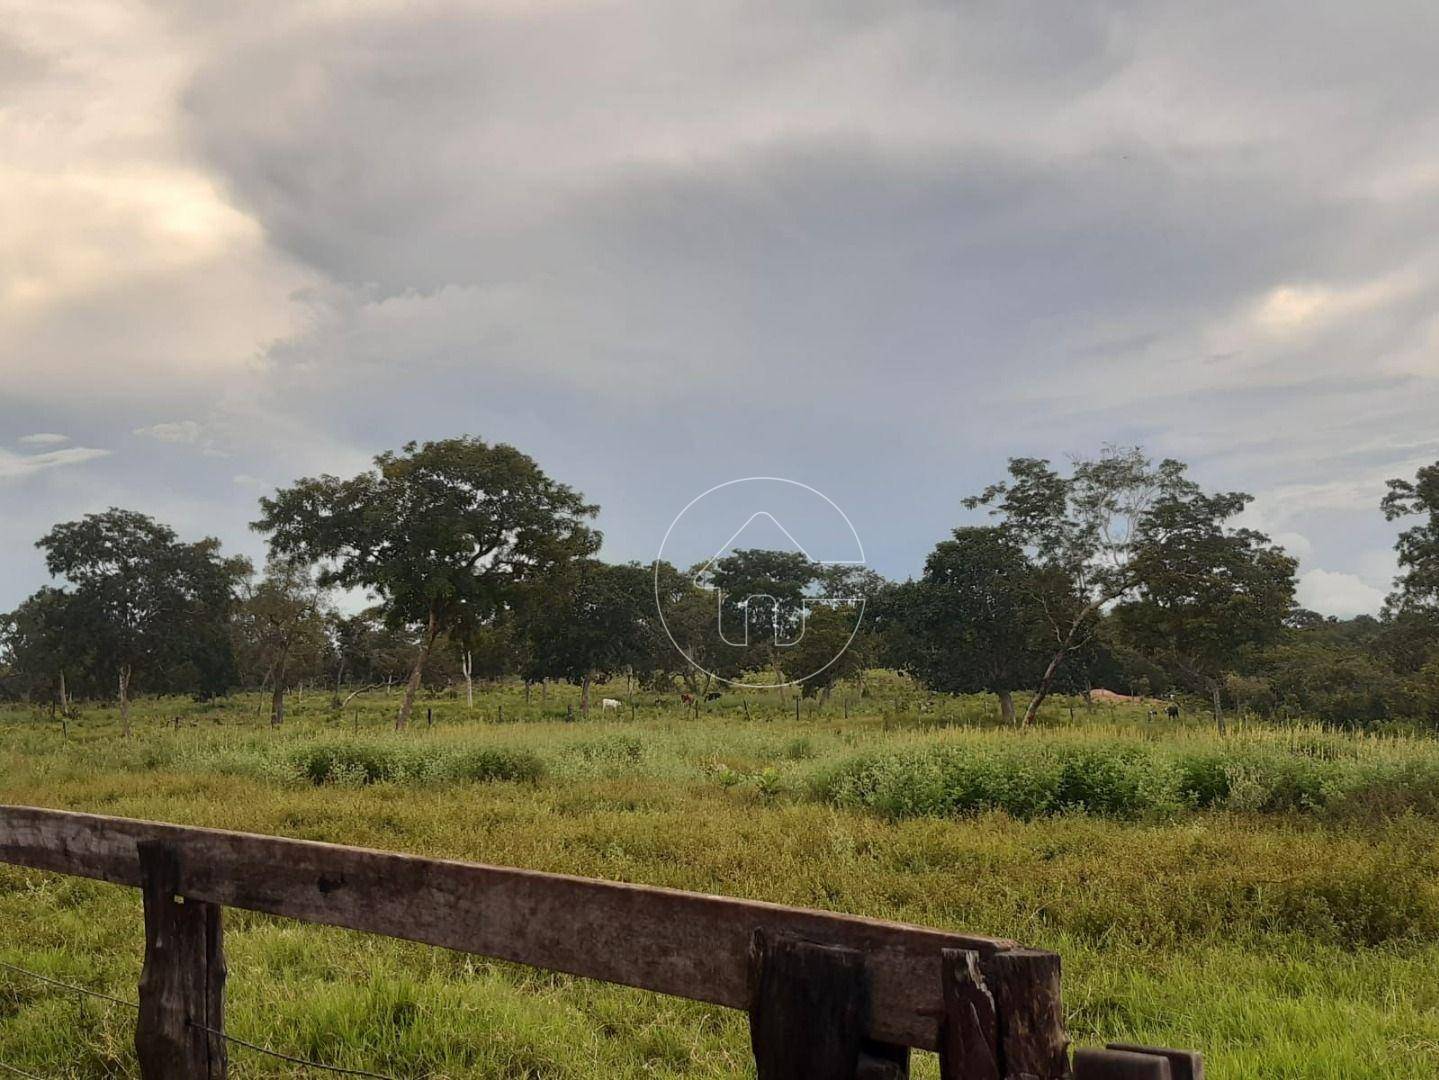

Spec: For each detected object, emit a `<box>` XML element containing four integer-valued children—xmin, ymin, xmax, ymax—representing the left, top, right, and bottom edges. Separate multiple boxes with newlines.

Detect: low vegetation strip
<box><xmin>814</xmin><ymin>739</ymin><xmax>1439</xmax><ymax>820</ymax></box>
<box><xmin>287</xmin><ymin>742</ymin><xmax>545</xmax><ymax>787</ymax></box>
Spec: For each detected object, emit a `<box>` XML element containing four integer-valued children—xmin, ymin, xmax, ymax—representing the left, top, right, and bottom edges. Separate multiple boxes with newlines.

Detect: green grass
<box><xmin>1</xmin><ymin>680</ymin><xmax>1437</xmax><ymax>1076</ymax></box>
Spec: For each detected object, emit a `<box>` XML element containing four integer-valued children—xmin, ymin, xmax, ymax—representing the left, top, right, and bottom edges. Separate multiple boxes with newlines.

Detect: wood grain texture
<box><xmin>750</xmin><ymin>931</ymin><xmax>867</xmax><ymax>1080</ymax></box>
<box><xmin>939</xmin><ymin>948</ymin><xmax>999</xmax><ymax>1080</ymax></box>
<box><xmin>990</xmin><ymin>948</ymin><xmax>1070</xmax><ymax>1079</ymax></box>
<box><xmin>135</xmin><ymin>842</ymin><xmax>226</xmax><ymax>1080</ymax></box>
<box><xmin>0</xmin><ymin>805</ymin><xmax>1026</xmax><ymax>1051</ymax></box>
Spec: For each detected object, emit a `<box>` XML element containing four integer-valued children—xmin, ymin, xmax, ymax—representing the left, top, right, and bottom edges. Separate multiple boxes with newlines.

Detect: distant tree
<box><xmin>0</xmin><ymin>587</ymin><xmax>84</xmax><ymax>708</ymax></box>
<box><xmin>966</xmin><ymin>448</ymin><xmax>1289</xmax><ymax>725</ymax></box>
<box><xmin>649</xmin><ymin>561</ymin><xmax>733</xmax><ymax>693</ymax></box>
<box><xmin>965</xmin><ymin>448</ymin><xmax>1197</xmax><ymax>724</ymax></box>
<box><xmin>36</xmin><ymin>509</ymin><xmax>248</xmax><ymax>732</ymax></box>
<box><xmin>1253</xmin><ymin>640</ymin><xmax>1398</xmax><ymax>726</ymax></box>
<box><xmin>893</xmin><ymin>527</ymin><xmax>1049</xmax><ymax>723</ymax></box>
<box><xmin>255</xmin><ymin>437</ymin><xmax>598</xmax><ymax>729</ymax></box>
<box><xmin>233</xmin><ymin>558</ymin><xmax>330</xmax><ymax>725</ymax></box>
<box><xmin>328</xmin><ymin>610</ymin><xmax>414</xmax><ymax>704</ymax></box>
<box><xmin>519</xmin><ymin>560</ymin><xmax>653</xmax><ymax>713</ymax></box>
<box><xmin>698</xmin><ymin>549</ymin><xmax>818</xmax><ymax>687</ymax></box>
<box><xmin>780</xmin><ymin>601</ymin><xmax>867</xmax><ymax>699</ymax></box>
<box><xmin>1112</xmin><ymin>489</ymin><xmax>1296</xmax><ymax>732</ymax></box>
<box><xmin>1382</xmin><ymin>462</ymin><xmax>1439</xmax><ymax>613</ymax></box>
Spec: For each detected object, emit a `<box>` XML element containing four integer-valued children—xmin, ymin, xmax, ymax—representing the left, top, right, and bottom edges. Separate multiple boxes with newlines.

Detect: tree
<box><xmin>892</xmin><ymin>527</ymin><xmax>1050</xmax><ymax>723</ymax></box>
<box><xmin>519</xmin><ymin>560</ymin><xmax>653</xmax><ymax>712</ymax></box>
<box><xmin>0</xmin><ymin>588</ymin><xmax>84</xmax><ymax>708</ymax></box>
<box><xmin>1111</xmin><ymin>489</ymin><xmax>1296</xmax><ymax>732</ymax></box>
<box><xmin>649</xmin><ymin>561</ymin><xmax>744</xmax><ymax>693</ymax></box>
<box><xmin>779</xmin><ymin>601</ymin><xmax>867</xmax><ymax>699</ymax></box>
<box><xmin>967</xmin><ymin>447</ymin><xmax>1226</xmax><ymax>724</ymax></box>
<box><xmin>255</xmin><ymin>437</ymin><xmax>598</xmax><ymax>729</ymax></box>
<box><xmin>233</xmin><ymin>558</ymin><xmax>330</xmax><ymax>725</ymax></box>
<box><xmin>328</xmin><ymin>609</ymin><xmax>415</xmax><ymax>704</ymax></box>
<box><xmin>1382</xmin><ymin>461</ymin><xmax>1439</xmax><ymax>614</ymax></box>
<box><xmin>699</xmin><ymin>549</ymin><xmax>818</xmax><ymax>688</ymax></box>
<box><xmin>36</xmin><ymin>509</ymin><xmax>248</xmax><ymax>733</ymax></box>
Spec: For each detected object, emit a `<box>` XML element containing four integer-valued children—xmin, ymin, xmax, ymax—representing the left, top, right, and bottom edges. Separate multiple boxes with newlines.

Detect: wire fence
<box><xmin>0</xmin><ymin>955</ymin><xmax>397</xmax><ymax>1080</ymax></box>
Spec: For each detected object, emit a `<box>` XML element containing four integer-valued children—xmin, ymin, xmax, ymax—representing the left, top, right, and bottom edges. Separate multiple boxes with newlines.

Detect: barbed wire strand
<box><xmin>0</xmin><ymin>959</ymin><xmax>139</xmax><ymax>1010</ymax></box>
<box><xmin>0</xmin><ymin>1059</ymin><xmax>46</xmax><ymax>1080</ymax></box>
<box><xmin>0</xmin><ymin>956</ymin><xmax>399</xmax><ymax>1080</ymax></box>
<box><xmin>187</xmin><ymin>1020</ymin><xmax>397</xmax><ymax>1080</ymax></box>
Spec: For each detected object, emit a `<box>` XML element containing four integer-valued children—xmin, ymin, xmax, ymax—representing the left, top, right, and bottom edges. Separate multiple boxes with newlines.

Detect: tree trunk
<box><xmin>271</xmin><ymin>651</ymin><xmax>289</xmax><ymax>727</ymax></box>
<box><xmin>119</xmin><ymin>664</ymin><xmax>132</xmax><ymax>737</ymax></box>
<box><xmin>396</xmin><ymin>611</ymin><xmax>439</xmax><ymax>731</ymax></box>
<box><xmin>1023</xmin><ymin>648</ymin><xmax>1066</xmax><ymax>726</ymax></box>
<box><xmin>581</xmin><ymin>672</ymin><xmax>592</xmax><ymax>716</ymax></box>
<box><xmin>58</xmin><ymin>670</ymin><xmax>69</xmax><ymax>717</ymax></box>
<box><xmin>998</xmin><ymin>689</ymin><xmax>1016</xmax><ymax>725</ymax></box>
<box><xmin>1211</xmin><ymin>681</ymin><xmax>1226</xmax><ymax>735</ymax></box>
<box><xmin>463</xmin><ymin>651</ymin><xmax>474</xmax><ymax>710</ymax></box>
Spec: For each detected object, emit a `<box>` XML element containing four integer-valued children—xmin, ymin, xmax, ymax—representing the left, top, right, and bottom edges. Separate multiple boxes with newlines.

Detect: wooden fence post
<box><xmin>136</xmin><ymin>841</ymin><xmax>226</xmax><ymax>1080</ymax></box>
<box><xmin>749</xmin><ymin>930</ymin><xmax>909</xmax><ymax>1080</ymax></box>
<box><xmin>988</xmin><ymin>947</ymin><xmax>1069</xmax><ymax>1079</ymax></box>
<box><xmin>939</xmin><ymin>948</ymin><xmax>998</xmax><ymax>1080</ymax></box>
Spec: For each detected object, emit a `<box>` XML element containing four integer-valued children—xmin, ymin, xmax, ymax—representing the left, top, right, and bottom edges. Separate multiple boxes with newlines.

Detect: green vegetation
<box><xmin>3</xmin><ymin>686</ymin><xmax>1439</xmax><ymax>1077</ymax></box>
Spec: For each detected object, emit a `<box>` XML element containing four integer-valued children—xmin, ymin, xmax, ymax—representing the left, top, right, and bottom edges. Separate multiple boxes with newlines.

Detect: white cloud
<box><xmin>134</xmin><ymin>420</ymin><xmax>203</xmax><ymax>444</ymax></box>
<box><xmin>17</xmin><ymin>433</ymin><xmax>69</xmax><ymax>446</ymax></box>
<box><xmin>1296</xmin><ymin>569</ymin><xmax>1387</xmax><ymax>618</ymax></box>
<box><xmin>0</xmin><ymin>446</ymin><xmax>111</xmax><ymax>481</ymax></box>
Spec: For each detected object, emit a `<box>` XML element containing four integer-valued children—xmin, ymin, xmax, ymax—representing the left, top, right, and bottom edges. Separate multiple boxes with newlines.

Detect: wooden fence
<box><xmin>0</xmin><ymin>806</ymin><xmax>1200</xmax><ymax>1079</ymax></box>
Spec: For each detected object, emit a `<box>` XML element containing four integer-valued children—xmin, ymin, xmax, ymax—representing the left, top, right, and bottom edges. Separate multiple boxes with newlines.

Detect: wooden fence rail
<box><xmin>0</xmin><ymin>806</ymin><xmax>1198</xmax><ymax>1080</ymax></box>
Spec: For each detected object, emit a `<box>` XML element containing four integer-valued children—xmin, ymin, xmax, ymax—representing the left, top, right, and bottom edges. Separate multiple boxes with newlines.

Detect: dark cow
<box><xmin>1165</xmin><ymin>703</ymin><xmax>1180</xmax><ymax>720</ymax></box>
<box><xmin>705</xmin><ymin>692</ymin><xmax>722</xmax><ymax>702</ymax></box>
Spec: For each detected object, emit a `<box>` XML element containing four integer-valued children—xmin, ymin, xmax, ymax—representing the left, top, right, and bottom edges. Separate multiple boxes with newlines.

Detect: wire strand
<box><xmin>1</xmin><ymin>956</ymin><xmax>399</xmax><ymax>1080</ymax></box>
<box><xmin>187</xmin><ymin>1020</ymin><xmax>398</xmax><ymax>1080</ymax></box>
<box><xmin>0</xmin><ymin>959</ymin><xmax>139</xmax><ymax>1010</ymax></box>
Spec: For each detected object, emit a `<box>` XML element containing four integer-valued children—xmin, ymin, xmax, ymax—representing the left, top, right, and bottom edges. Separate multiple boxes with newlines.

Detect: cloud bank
<box><xmin>2</xmin><ymin>0</ymin><xmax>1437</xmax><ymax>613</ymax></box>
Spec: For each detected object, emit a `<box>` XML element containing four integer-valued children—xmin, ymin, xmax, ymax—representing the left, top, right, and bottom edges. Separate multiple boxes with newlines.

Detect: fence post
<box><xmin>939</xmin><ymin>948</ymin><xmax>998</xmax><ymax>1080</ymax></box>
<box><xmin>136</xmin><ymin>841</ymin><xmax>226</xmax><ymax>1080</ymax></box>
<box><xmin>988</xmin><ymin>947</ymin><xmax>1069</xmax><ymax>1079</ymax></box>
<box><xmin>749</xmin><ymin>930</ymin><xmax>908</xmax><ymax>1080</ymax></box>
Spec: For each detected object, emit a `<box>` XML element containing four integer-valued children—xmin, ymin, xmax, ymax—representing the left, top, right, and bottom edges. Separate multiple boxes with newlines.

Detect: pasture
<box><xmin>1</xmin><ymin>679</ymin><xmax>1437</xmax><ymax>1078</ymax></box>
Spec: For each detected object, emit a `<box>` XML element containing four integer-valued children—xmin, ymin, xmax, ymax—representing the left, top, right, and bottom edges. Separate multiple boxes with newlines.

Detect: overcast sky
<box><xmin>3</xmin><ymin>1</ymin><xmax>1438</xmax><ymax>617</ymax></box>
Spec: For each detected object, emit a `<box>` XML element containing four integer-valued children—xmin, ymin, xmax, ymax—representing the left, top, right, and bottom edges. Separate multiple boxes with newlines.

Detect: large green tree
<box><xmin>698</xmin><ymin>548</ymin><xmax>818</xmax><ymax>687</ymax></box>
<box><xmin>1382</xmin><ymin>462</ymin><xmax>1439</xmax><ymax>606</ymax></box>
<box><xmin>35</xmin><ymin>509</ymin><xmax>248</xmax><ymax>731</ymax></box>
<box><xmin>1112</xmin><ymin>489</ymin><xmax>1296</xmax><ymax>732</ymax></box>
<box><xmin>519</xmin><ymin>560</ymin><xmax>654</xmax><ymax>713</ymax></box>
<box><xmin>255</xmin><ymin>437</ymin><xmax>597</xmax><ymax>728</ymax></box>
<box><xmin>893</xmin><ymin>527</ymin><xmax>1050</xmax><ymax>723</ymax></box>
<box><xmin>967</xmin><ymin>447</ymin><xmax>1229</xmax><ymax>724</ymax></box>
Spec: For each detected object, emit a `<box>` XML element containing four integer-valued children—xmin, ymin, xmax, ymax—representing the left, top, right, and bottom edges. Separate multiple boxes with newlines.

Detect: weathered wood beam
<box><xmin>0</xmin><ymin>805</ymin><xmax>1024</xmax><ymax>1051</ymax></box>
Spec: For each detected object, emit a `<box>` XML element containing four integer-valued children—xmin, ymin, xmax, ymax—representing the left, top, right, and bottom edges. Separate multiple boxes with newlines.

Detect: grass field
<box><xmin>2</xmin><ymin>677</ymin><xmax>1437</xmax><ymax>1077</ymax></box>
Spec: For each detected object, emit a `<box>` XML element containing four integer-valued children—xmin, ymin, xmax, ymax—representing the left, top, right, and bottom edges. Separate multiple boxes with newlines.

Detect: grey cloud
<box><xmin>5</xmin><ymin>0</ymin><xmax>1439</xmax><ymax>615</ymax></box>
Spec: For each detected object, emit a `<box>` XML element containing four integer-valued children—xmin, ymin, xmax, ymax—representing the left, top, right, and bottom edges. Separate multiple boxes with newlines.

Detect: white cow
<box><xmin>601</xmin><ymin>698</ymin><xmax>622</xmax><ymax>711</ymax></box>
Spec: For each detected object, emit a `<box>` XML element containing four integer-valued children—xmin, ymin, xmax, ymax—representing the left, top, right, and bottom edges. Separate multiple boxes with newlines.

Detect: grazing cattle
<box><xmin>680</xmin><ymin>693</ymin><xmax>695</xmax><ymax>705</ymax></box>
<box><xmin>705</xmin><ymin>692</ymin><xmax>722</xmax><ymax>701</ymax></box>
<box><xmin>1166</xmin><ymin>703</ymin><xmax>1180</xmax><ymax>720</ymax></box>
<box><xmin>601</xmin><ymin>698</ymin><xmax>621</xmax><ymax>711</ymax></box>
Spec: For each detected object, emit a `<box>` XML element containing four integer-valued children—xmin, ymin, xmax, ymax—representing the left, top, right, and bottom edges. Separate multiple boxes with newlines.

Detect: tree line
<box><xmin>4</xmin><ymin>437</ymin><xmax>1439</xmax><ymax>731</ymax></box>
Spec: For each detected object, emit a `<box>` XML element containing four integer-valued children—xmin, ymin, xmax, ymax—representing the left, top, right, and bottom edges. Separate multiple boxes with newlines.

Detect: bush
<box><xmin>817</xmin><ymin>736</ymin><xmax>1439</xmax><ymax>822</ymax></box>
<box><xmin>286</xmin><ymin>741</ymin><xmax>542</xmax><ymax>787</ymax></box>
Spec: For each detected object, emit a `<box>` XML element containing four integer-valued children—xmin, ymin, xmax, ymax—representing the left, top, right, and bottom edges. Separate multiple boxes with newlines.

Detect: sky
<box><xmin>3</xmin><ymin>1</ymin><xmax>1438</xmax><ymax>618</ymax></box>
